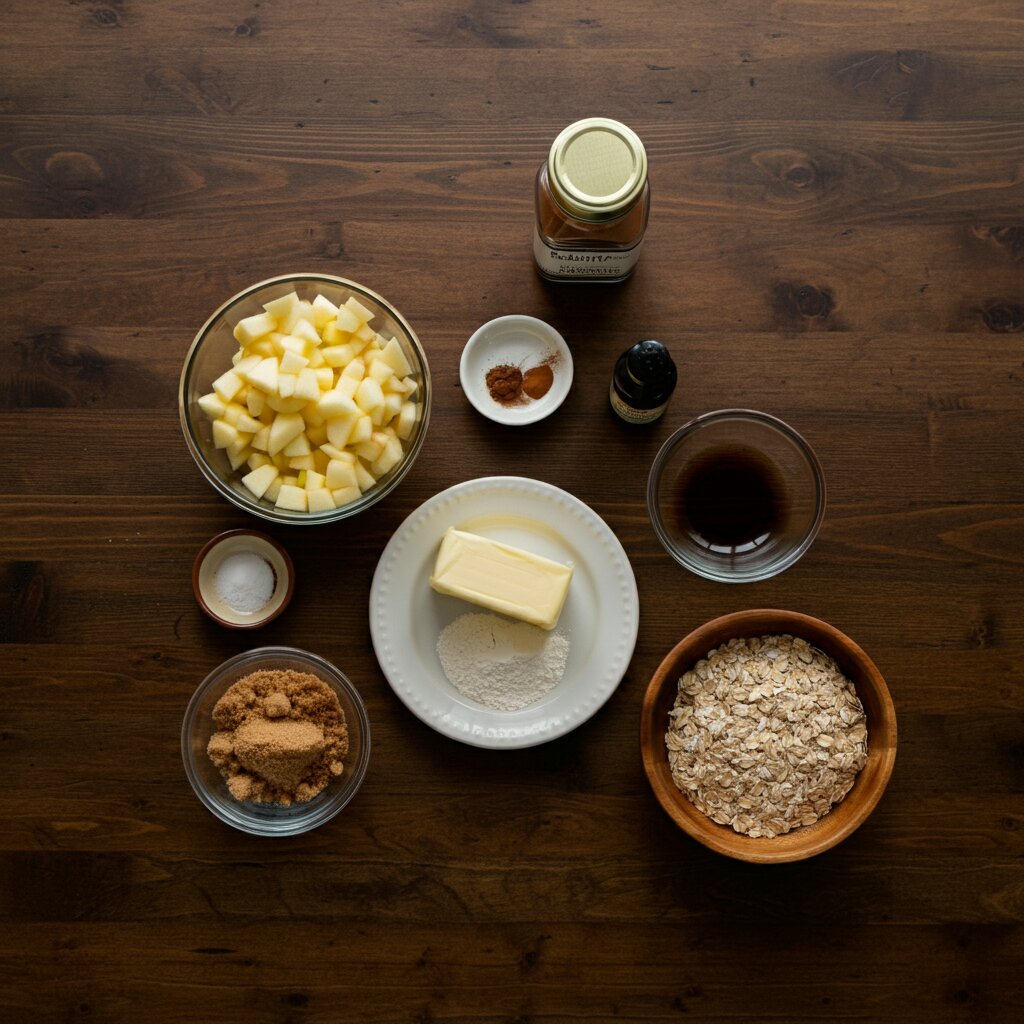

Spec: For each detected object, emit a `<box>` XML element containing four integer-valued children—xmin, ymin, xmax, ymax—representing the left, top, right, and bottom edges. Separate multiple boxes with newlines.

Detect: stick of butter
<box><xmin>429</xmin><ymin>527</ymin><xmax>573</xmax><ymax>630</ymax></box>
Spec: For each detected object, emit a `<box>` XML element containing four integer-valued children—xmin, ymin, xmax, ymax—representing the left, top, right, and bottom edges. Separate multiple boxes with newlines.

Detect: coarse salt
<box><xmin>214</xmin><ymin>551</ymin><xmax>275</xmax><ymax>615</ymax></box>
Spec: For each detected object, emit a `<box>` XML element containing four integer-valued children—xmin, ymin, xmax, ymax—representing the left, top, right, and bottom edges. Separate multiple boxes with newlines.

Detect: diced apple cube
<box><xmin>212</xmin><ymin>419</ymin><xmax>238</xmax><ymax>449</ymax></box>
<box><xmin>291</xmin><ymin>318</ymin><xmax>321</xmax><ymax>347</ymax></box>
<box><xmin>311</xmin><ymin>294</ymin><xmax>340</xmax><ymax>328</ymax></box>
<box><xmin>198</xmin><ymin>393</ymin><xmax>227</xmax><ymax>419</ymax></box>
<box><xmin>247</xmin><ymin>452</ymin><xmax>272</xmax><ymax>470</ymax></box>
<box><xmin>354</xmin><ymin>377</ymin><xmax>385</xmax><ymax>417</ymax></box>
<box><xmin>307</xmin><ymin>347</ymin><xmax>326</xmax><ymax>368</ymax></box>
<box><xmin>354</xmin><ymin>462</ymin><xmax>376</xmax><ymax>492</ymax></box>
<box><xmin>337</xmin><ymin>376</ymin><xmax>359</xmax><ymax>399</ymax></box>
<box><xmin>331</xmin><ymin>485</ymin><xmax>361</xmax><ymax>507</ymax></box>
<box><xmin>248</xmin><ymin>338</ymin><xmax>275</xmax><ymax>357</ymax></box>
<box><xmin>380</xmin><ymin>337</ymin><xmax>413</xmax><ymax>378</ymax></box>
<box><xmin>314</xmin><ymin>367</ymin><xmax>334</xmax><ymax>390</ymax></box>
<box><xmin>294</xmin><ymin>368</ymin><xmax>321</xmax><ymax>402</ymax></box>
<box><xmin>341</xmin><ymin>358</ymin><xmax>366</xmax><ymax>381</ymax></box>
<box><xmin>280</xmin><ymin>334</ymin><xmax>311</xmax><ymax>357</ymax></box>
<box><xmin>401</xmin><ymin>377</ymin><xmax>418</xmax><ymax>396</ymax></box>
<box><xmin>305</xmin><ymin>405</ymin><xmax>325</xmax><ymax>427</ymax></box>
<box><xmin>317</xmin><ymin>390</ymin><xmax>359</xmax><ymax>420</ymax></box>
<box><xmin>371</xmin><ymin>435</ymin><xmax>403</xmax><ymax>477</ymax></box>
<box><xmin>334</xmin><ymin>304</ymin><xmax>361</xmax><ymax>332</ymax></box>
<box><xmin>303</xmin><ymin>470</ymin><xmax>326</xmax><ymax>491</ymax></box>
<box><xmin>368</xmin><ymin>358</ymin><xmax>395</xmax><ymax>386</ymax></box>
<box><xmin>354</xmin><ymin>432</ymin><xmax>387</xmax><ymax>463</ymax></box>
<box><xmin>241</xmin><ymin>463</ymin><xmax>279</xmax><ymax>499</ymax></box>
<box><xmin>212</xmin><ymin>369</ymin><xmax>244</xmax><ymax>402</ymax></box>
<box><xmin>262</xmin><ymin>290</ymin><xmax>301</xmax><ymax>322</ymax></box>
<box><xmin>247</xmin><ymin>357</ymin><xmax>280</xmax><ymax>394</ymax></box>
<box><xmin>343</xmin><ymin>296</ymin><xmax>373</xmax><ymax>323</ymax></box>
<box><xmin>349</xmin><ymin>415</ymin><xmax>372</xmax><ymax>445</ymax></box>
<box><xmin>245</xmin><ymin>389</ymin><xmax>265</xmax><ymax>418</ymax></box>
<box><xmin>321</xmin><ymin>444</ymin><xmax>355</xmax><ymax>464</ymax></box>
<box><xmin>307</xmin><ymin>487</ymin><xmax>336</xmax><ymax>513</ymax></box>
<box><xmin>221</xmin><ymin>403</ymin><xmax>245</xmax><ymax>426</ymax></box>
<box><xmin>252</xmin><ymin>426</ymin><xmax>271</xmax><ymax>451</ymax></box>
<box><xmin>307</xmin><ymin>422</ymin><xmax>328</xmax><ymax>446</ymax></box>
<box><xmin>279</xmin><ymin>349</ymin><xmax>309</xmax><ymax>374</ymax></box>
<box><xmin>235</xmin><ymin>353</ymin><xmax>262</xmax><ymax>378</ymax></box>
<box><xmin>382</xmin><ymin>392</ymin><xmax>403</xmax><ymax>423</ymax></box>
<box><xmin>267</xmin><ymin>412</ymin><xmax>306</xmax><ymax>455</ymax></box>
<box><xmin>265</xmin><ymin>393</ymin><xmax>307</xmax><ymax>414</ymax></box>
<box><xmin>396</xmin><ymin>400</ymin><xmax>417</xmax><ymax>439</ymax></box>
<box><xmin>264</xmin><ymin>476</ymin><xmax>284</xmax><ymax>503</ymax></box>
<box><xmin>236</xmin><ymin>412</ymin><xmax>263</xmax><ymax>434</ymax></box>
<box><xmin>322</xmin><ymin>342</ymin><xmax>362</xmax><ymax>367</ymax></box>
<box><xmin>233</xmin><ymin>311</ymin><xmax>277</xmax><ymax>346</ymax></box>
<box><xmin>275</xmin><ymin>484</ymin><xmax>308</xmax><ymax>512</ymax></box>
<box><xmin>282</xmin><ymin>300</ymin><xmax>316</xmax><ymax>335</ymax></box>
<box><xmin>289</xmin><ymin>454</ymin><xmax>317</xmax><ymax>471</ymax></box>
<box><xmin>227</xmin><ymin>432</ymin><xmax>253</xmax><ymax>456</ymax></box>
<box><xmin>227</xmin><ymin>445</ymin><xmax>251</xmax><ymax>471</ymax></box>
<box><xmin>326</xmin><ymin>459</ymin><xmax>358</xmax><ymax>490</ymax></box>
<box><xmin>355</xmin><ymin>322</ymin><xmax>375</xmax><ymax>343</ymax></box>
<box><xmin>321</xmin><ymin>322</ymin><xmax>347</xmax><ymax>345</ymax></box>
<box><xmin>282</xmin><ymin>432</ymin><xmax>312</xmax><ymax>457</ymax></box>
<box><xmin>277</xmin><ymin>373</ymin><xmax>297</xmax><ymax>398</ymax></box>
<box><xmin>326</xmin><ymin>414</ymin><xmax>358</xmax><ymax>449</ymax></box>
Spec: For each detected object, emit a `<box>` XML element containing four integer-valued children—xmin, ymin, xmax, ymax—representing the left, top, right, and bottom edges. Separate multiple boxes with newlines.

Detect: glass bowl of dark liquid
<box><xmin>647</xmin><ymin>410</ymin><xmax>826</xmax><ymax>582</ymax></box>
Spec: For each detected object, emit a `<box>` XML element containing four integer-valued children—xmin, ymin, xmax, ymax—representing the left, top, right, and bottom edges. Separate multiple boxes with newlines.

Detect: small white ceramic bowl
<box><xmin>459</xmin><ymin>315</ymin><xmax>573</xmax><ymax>425</ymax></box>
<box><xmin>193</xmin><ymin>530</ymin><xmax>294</xmax><ymax>629</ymax></box>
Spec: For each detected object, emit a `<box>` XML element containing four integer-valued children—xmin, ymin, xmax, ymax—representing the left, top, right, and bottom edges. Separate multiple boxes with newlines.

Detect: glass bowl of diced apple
<box><xmin>180</xmin><ymin>274</ymin><xmax>431</xmax><ymax>523</ymax></box>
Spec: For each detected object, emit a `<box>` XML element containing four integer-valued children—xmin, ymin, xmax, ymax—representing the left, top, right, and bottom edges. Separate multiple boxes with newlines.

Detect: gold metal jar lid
<box><xmin>547</xmin><ymin>118</ymin><xmax>648</xmax><ymax>221</ymax></box>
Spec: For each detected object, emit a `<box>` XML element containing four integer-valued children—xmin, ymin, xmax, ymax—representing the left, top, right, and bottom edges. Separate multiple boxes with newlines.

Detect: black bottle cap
<box><xmin>626</xmin><ymin>340</ymin><xmax>677</xmax><ymax>392</ymax></box>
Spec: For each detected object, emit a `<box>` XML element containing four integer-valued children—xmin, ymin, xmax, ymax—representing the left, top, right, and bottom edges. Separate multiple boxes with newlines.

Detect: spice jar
<box><xmin>534</xmin><ymin>118</ymin><xmax>650</xmax><ymax>283</ymax></box>
<box><xmin>610</xmin><ymin>340</ymin><xmax>677</xmax><ymax>424</ymax></box>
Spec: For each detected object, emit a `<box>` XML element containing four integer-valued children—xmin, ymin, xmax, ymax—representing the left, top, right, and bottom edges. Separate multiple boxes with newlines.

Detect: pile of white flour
<box><xmin>436</xmin><ymin>612</ymin><xmax>570</xmax><ymax>712</ymax></box>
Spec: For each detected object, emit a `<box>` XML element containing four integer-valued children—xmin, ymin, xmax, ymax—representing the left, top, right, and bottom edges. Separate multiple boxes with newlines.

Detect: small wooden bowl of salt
<box><xmin>193</xmin><ymin>530</ymin><xmax>294</xmax><ymax>629</ymax></box>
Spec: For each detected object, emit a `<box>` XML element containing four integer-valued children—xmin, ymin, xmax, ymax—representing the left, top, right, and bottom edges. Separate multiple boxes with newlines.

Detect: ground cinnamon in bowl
<box><xmin>485</xmin><ymin>364</ymin><xmax>524</xmax><ymax>405</ymax></box>
<box><xmin>522</xmin><ymin>362</ymin><xmax>554</xmax><ymax>400</ymax></box>
<box><xmin>485</xmin><ymin>355</ymin><xmax>559</xmax><ymax>406</ymax></box>
<box><xmin>207</xmin><ymin>669</ymin><xmax>348</xmax><ymax>805</ymax></box>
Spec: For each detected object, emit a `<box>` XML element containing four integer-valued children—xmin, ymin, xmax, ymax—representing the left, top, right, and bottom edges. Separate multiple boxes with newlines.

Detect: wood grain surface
<box><xmin>2</xmin><ymin>1</ymin><xmax>1023</xmax><ymax>1021</ymax></box>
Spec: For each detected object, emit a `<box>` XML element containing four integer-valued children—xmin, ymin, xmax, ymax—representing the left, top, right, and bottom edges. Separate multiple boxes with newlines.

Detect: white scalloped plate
<box><xmin>369</xmin><ymin>476</ymin><xmax>639</xmax><ymax>748</ymax></box>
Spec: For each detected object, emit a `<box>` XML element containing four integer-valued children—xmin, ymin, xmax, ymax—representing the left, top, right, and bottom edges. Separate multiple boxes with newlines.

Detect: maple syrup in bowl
<box><xmin>647</xmin><ymin>410</ymin><xmax>825</xmax><ymax>582</ymax></box>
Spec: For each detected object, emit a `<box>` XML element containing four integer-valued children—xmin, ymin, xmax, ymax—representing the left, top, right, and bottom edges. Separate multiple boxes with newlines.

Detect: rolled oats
<box><xmin>665</xmin><ymin>635</ymin><xmax>868</xmax><ymax>839</ymax></box>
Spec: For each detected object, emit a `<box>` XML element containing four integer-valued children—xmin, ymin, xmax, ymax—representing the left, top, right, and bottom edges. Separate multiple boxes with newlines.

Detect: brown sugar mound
<box><xmin>207</xmin><ymin>669</ymin><xmax>349</xmax><ymax>806</ymax></box>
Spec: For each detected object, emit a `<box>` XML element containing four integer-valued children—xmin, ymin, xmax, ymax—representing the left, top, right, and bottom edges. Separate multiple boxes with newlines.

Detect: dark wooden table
<box><xmin>2</xmin><ymin>2</ymin><xmax>1022</xmax><ymax>1021</ymax></box>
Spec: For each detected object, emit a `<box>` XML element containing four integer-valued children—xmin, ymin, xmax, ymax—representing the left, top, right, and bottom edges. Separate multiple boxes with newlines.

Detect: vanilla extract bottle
<box><xmin>534</xmin><ymin>118</ymin><xmax>650</xmax><ymax>283</ymax></box>
<box><xmin>610</xmin><ymin>340</ymin><xmax>677</xmax><ymax>424</ymax></box>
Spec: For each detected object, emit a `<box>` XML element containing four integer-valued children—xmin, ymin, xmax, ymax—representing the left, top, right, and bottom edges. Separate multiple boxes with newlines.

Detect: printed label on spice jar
<box><xmin>609</xmin><ymin>384</ymin><xmax>669</xmax><ymax>424</ymax></box>
<box><xmin>533</xmin><ymin>228</ymin><xmax>642</xmax><ymax>280</ymax></box>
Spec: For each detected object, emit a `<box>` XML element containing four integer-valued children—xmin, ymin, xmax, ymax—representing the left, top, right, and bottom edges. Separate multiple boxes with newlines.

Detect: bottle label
<box><xmin>610</xmin><ymin>384</ymin><xmax>668</xmax><ymax>424</ymax></box>
<box><xmin>533</xmin><ymin>228</ymin><xmax>642</xmax><ymax>280</ymax></box>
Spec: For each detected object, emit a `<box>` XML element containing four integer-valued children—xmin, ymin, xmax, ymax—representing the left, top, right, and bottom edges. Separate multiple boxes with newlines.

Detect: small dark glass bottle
<box><xmin>609</xmin><ymin>340</ymin><xmax>677</xmax><ymax>424</ymax></box>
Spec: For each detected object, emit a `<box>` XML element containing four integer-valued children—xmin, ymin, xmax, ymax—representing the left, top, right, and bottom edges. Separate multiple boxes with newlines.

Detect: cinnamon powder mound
<box><xmin>207</xmin><ymin>669</ymin><xmax>348</xmax><ymax>806</ymax></box>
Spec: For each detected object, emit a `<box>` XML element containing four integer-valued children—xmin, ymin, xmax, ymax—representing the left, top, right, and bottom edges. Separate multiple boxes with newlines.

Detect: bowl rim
<box><xmin>179</xmin><ymin>272</ymin><xmax>432</xmax><ymax>525</ymax></box>
<box><xmin>181</xmin><ymin>645</ymin><xmax>372</xmax><ymax>836</ymax></box>
<box><xmin>640</xmin><ymin>609</ymin><xmax>897</xmax><ymax>863</ymax></box>
<box><xmin>646</xmin><ymin>408</ymin><xmax>826</xmax><ymax>583</ymax></box>
<box><xmin>191</xmin><ymin>529</ymin><xmax>295</xmax><ymax>629</ymax></box>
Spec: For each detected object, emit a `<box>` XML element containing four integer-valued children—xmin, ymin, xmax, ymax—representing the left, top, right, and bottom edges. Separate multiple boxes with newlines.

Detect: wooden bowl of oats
<box><xmin>640</xmin><ymin>609</ymin><xmax>896</xmax><ymax>863</ymax></box>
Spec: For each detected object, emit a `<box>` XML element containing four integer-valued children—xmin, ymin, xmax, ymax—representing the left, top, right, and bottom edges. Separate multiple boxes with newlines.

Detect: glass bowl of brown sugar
<box><xmin>181</xmin><ymin>646</ymin><xmax>371</xmax><ymax>836</ymax></box>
